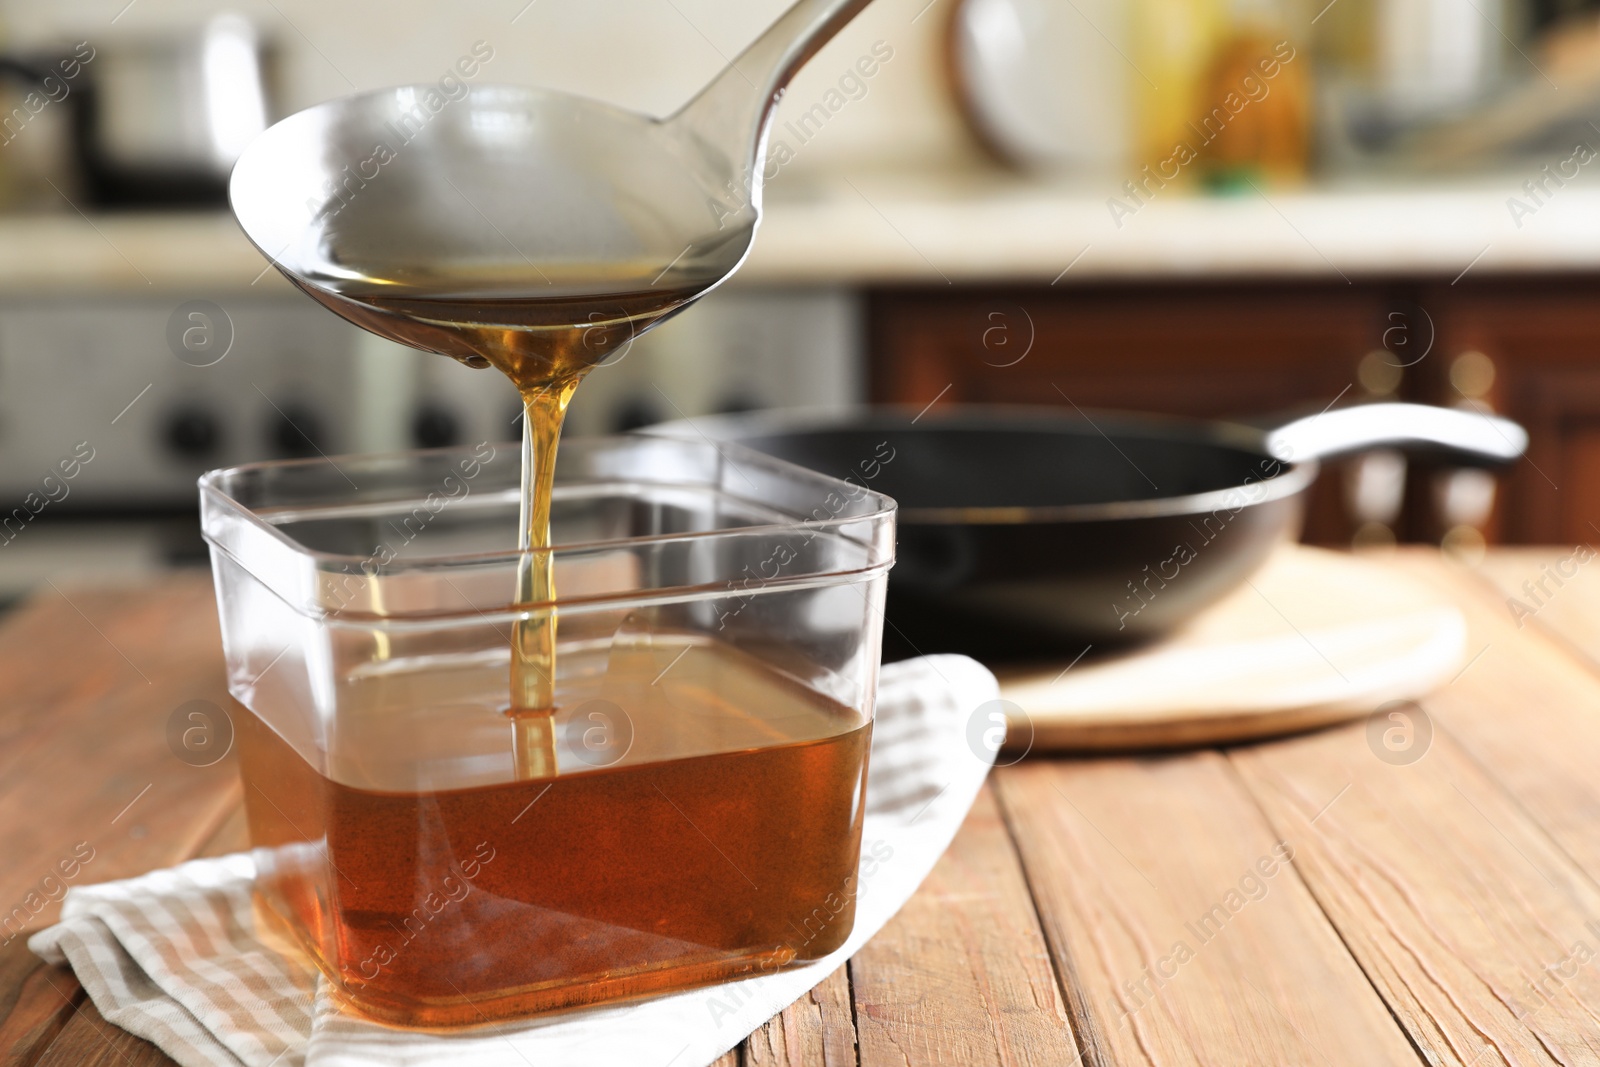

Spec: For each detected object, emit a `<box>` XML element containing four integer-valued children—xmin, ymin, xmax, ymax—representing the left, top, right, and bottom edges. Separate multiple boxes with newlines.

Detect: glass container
<box><xmin>199</xmin><ymin>434</ymin><xmax>895</xmax><ymax>1026</ymax></box>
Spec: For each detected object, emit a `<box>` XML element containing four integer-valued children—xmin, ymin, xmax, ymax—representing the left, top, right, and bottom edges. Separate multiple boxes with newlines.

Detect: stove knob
<box><xmin>411</xmin><ymin>403</ymin><xmax>461</xmax><ymax>448</ymax></box>
<box><xmin>267</xmin><ymin>402</ymin><xmax>326</xmax><ymax>458</ymax></box>
<box><xmin>162</xmin><ymin>407</ymin><xmax>223</xmax><ymax>459</ymax></box>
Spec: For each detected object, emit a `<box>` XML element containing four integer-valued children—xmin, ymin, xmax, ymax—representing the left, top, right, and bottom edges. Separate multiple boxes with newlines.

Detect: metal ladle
<box><xmin>228</xmin><ymin>0</ymin><xmax>878</xmax><ymax>778</ymax></box>
<box><xmin>229</xmin><ymin>0</ymin><xmax>877</xmax><ymax>352</ymax></box>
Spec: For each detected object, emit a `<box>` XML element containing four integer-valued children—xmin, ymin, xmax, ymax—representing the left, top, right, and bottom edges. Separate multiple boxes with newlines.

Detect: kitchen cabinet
<box><xmin>866</xmin><ymin>278</ymin><xmax>1600</xmax><ymax>547</ymax></box>
<box><xmin>1421</xmin><ymin>280</ymin><xmax>1600</xmax><ymax>547</ymax></box>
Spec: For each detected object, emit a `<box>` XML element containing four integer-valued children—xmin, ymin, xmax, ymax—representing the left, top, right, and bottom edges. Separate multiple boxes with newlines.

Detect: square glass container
<box><xmin>199</xmin><ymin>434</ymin><xmax>896</xmax><ymax>1027</ymax></box>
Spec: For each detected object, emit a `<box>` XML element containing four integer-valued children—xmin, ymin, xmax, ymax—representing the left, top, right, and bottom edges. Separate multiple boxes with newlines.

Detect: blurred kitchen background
<box><xmin>0</xmin><ymin>0</ymin><xmax>1597</xmax><ymax>599</ymax></box>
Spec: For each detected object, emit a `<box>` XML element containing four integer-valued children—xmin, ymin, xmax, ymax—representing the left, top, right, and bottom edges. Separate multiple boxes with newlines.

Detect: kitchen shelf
<box><xmin>749</xmin><ymin>170</ymin><xmax>1600</xmax><ymax>285</ymax></box>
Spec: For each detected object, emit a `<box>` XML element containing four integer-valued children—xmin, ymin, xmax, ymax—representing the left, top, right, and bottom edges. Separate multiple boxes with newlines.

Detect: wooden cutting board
<box><xmin>996</xmin><ymin>545</ymin><xmax>1467</xmax><ymax>751</ymax></box>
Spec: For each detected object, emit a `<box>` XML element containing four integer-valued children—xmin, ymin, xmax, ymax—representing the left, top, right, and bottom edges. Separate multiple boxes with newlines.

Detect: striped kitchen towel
<box><xmin>31</xmin><ymin>654</ymin><xmax>1000</xmax><ymax>1067</ymax></box>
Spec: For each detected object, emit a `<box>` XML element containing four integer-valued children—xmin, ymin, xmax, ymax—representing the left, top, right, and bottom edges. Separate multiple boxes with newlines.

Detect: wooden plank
<box><xmin>1234</xmin><ymin>719</ymin><xmax>1600</xmax><ymax>1065</ymax></box>
<box><xmin>996</xmin><ymin>754</ymin><xmax>1420</xmax><ymax>1066</ymax></box>
<box><xmin>1222</xmin><ymin>549</ymin><xmax>1600</xmax><ymax>1063</ymax></box>
<box><xmin>0</xmin><ymin>578</ymin><xmax>240</xmax><ymax>944</ymax></box>
<box><xmin>848</xmin><ymin>785</ymin><xmax>1078</xmax><ymax>1067</ymax></box>
<box><xmin>745</xmin><ymin>966</ymin><xmax>853</xmax><ymax>1067</ymax></box>
<box><xmin>0</xmin><ymin>941</ymin><xmax>77</xmax><ymax>1067</ymax></box>
<box><xmin>0</xmin><ymin>577</ymin><xmax>213</xmax><ymax>783</ymax></box>
<box><xmin>31</xmin><ymin>996</ymin><xmax>171</xmax><ymax>1067</ymax></box>
<box><xmin>1473</xmin><ymin>547</ymin><xmax>1600</xmax><ymax>665</ymax></box>
<box><xmin>1384</xmin><ymin>551</ymin><xmax>1600</xmax><ymax>884</ymax></box>
<box><xmin>0</xmin><ymin>578</ymin><xmax>240</xmax><ymax>1067</ymax></box>
<box><xmin>0</xmin><ymin>586</ymin><xmax>153</xmax><ymax>762</ymax></box>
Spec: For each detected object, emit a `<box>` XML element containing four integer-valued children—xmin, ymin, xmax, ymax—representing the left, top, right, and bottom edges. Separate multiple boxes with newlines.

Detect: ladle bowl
<box><xmin>230</xmin><ymin>86</ymin><xmax>752</xmax><ymax>306</ymax></box>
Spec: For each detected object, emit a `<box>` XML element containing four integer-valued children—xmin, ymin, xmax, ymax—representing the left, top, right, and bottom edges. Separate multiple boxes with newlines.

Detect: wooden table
<box><xmin>7</xmin><ymin>549</ymin><xmax>1600</xmax><ymax>1065</ymax></box>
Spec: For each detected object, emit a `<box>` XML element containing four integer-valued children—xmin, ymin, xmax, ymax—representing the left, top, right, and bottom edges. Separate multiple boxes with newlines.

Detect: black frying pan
<box><xmin>655</xmin><ymin>404</ymin><xmax>1526</xmax><ymax>660</ymax></box>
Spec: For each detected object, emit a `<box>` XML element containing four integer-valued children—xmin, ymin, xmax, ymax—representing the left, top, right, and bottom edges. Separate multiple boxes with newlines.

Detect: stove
<box><xmin>0</xmin><ymin>293</ymin><xmax>515</xmax><ymax>508</ymax></box>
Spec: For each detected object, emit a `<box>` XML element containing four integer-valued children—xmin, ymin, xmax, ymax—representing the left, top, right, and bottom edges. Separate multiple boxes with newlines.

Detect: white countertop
<box><xmin>3</xmin><ymin>172</ymin><xmax>1597</xmax><ymax>294</ymax></box>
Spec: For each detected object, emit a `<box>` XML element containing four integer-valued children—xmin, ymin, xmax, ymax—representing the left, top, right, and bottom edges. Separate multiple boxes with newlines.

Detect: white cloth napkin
<box><xmin>32</xmin><ymin>655</ymin><xmax>999</xmax><ymax>1067</ymax></box>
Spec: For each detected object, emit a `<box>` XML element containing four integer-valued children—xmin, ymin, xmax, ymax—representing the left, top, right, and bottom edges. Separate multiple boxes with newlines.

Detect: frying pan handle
<box><xmin>1264</xmin><ymin>403</ymin><xmax>1527</xmax><ymax>467</ymax></box>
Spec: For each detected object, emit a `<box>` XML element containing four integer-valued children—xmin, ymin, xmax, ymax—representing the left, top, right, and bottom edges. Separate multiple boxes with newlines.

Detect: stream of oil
<box><xmin>293</xmin><ymin>260</ymin><xmax>719</xmax><ymax>776</ymax></box>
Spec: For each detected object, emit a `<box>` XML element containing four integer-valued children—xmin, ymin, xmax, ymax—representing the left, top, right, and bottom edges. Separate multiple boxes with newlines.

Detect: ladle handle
<box><xmin>668</xmin><ymin>0</ymin><xmax>875</xmax><ymax>181</ymax></box>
